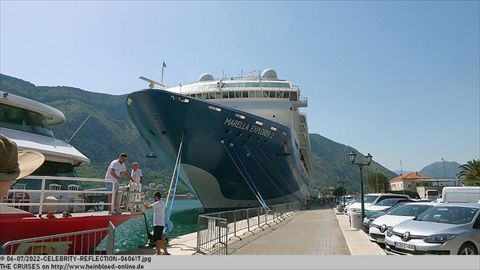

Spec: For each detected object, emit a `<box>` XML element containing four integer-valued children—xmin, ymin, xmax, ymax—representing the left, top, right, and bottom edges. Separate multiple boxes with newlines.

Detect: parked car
<box><xmin>362</xmin><ymin>210</ymin><xmax>387</xmax><ymax>233</ymax></box>
<box><xmin>347</xmin><ymin>193</ymin><xmax>410</xmax><ymax>214</ymax></box>
<box><xmin>387</xmin><ymin>190</ymin><xmax>421</xmax><ymax>200</ymax></box>
<box><xmin>385</xmin><ymin>203</ymin><xmax>480</xmax><ymax>255</ymax></box>
<box><xmin>438</xmin><ymin>187</ymin><xmax>480</xmax><ymax>204</ymax></box>
<box><xmin>369</xmin><ymin>202</ymin><xmax>435</xmax><ymax>244</ymax></box>
<box><xmin>366</xmin><ymin>197</ymin><xmax>413</xmax><ymax>212</ymax></box>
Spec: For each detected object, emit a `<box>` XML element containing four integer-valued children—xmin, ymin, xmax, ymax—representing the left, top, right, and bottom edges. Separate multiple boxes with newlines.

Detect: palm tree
<box><xmin>457</xmin><ymin>159</ymin><xmax>480</xmax><ymax>186</ymax></box>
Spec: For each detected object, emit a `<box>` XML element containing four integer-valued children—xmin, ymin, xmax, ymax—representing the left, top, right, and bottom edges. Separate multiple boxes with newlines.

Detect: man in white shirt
<box><xmin>129</xmin><ymin>162</ymin><xmax>143</xmax><ymax>209</ymax></box>
<box><xmin>105</xmin><ymin>153</ymin><xmax>133</xmax><ymax>213</ymax></box>
<box><xmin>143</xmin><ymin>192</ymin><xmax>170</xmax><ymax>255</ymax></box>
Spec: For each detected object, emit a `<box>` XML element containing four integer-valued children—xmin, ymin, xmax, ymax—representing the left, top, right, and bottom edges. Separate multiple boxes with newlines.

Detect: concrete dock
<box><xmin>229</xmin><ymin>207</ymin><xmax>350</xmax><ymax>255</ymax></box>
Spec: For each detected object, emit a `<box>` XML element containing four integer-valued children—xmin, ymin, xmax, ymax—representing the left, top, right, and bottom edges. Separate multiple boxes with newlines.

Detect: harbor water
<box><xmin>99</xmin><ymin>199</ymin><xmax>203</xmax><ymax>252</ymax></box>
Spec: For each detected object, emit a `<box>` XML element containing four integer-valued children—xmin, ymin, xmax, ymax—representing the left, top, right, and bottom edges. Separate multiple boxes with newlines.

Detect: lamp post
<box><xmin>337</xmin><ymin>177</ymin><xmax>348</xmax><ymax>209</ymax></box>
<box><xmin>349</xmin><ymin>151</ymin><xmax>373</xmax><ymax>221</ymax></box>
<box><xmin>441</xmin><ymin>158</ymin><xmax>447</xmax><ymax>181</ymax></box>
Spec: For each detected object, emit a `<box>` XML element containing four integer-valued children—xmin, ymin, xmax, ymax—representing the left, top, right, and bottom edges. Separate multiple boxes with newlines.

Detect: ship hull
<box><xmin>127</xmin><ymin>89</ymin><xmax>309</xmax><ymax>210</ymax></box>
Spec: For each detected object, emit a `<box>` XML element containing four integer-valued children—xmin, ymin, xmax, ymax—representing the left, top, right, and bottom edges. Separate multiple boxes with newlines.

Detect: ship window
<box><xmin>242</xmin><ymin>91</ymin><xmax>248</xmax><ymax>98</ymax></box>
<box><xmin>248</xmin><ymin>91</ymin><xmax>256</xmax><ymax>98</ymax></box>
<box><xmin>229</xmin><ymin>92</ymin><xmax>235</xmax><ymax>98</ymax></box>
<box><xmin>215</xmin><ymin>92</ymin><xmax>222</xmax><ymax>99</ymax></box>
<box><xmin>290</xmin><ymin>92</ymin><xmax>298</xmax><ymax>101</ymax></box>
<box><xmin>222</xmin><ymin>92</ymin><xmax>229</xmax><ymax>99</ymax></box>
<box><xmin>0</xmin><ymin>103</ymin><xmax>54</xmax><ymax>138</ymax></box>
<box><xmin>255</xmin><ymin>91</ymin><xmax>263</xmax><ymax>98</ymax></box>
<box><xmin>269</xmin><ymin>91</ymin><xmax>276</xmax><ymax>98</ymax></box>
<box><xmin>263</xmin><ymin>91</ymin><xmax>269</xmax><ymax>98</ymax></box>
<box><xmin>235</xmin><ymin>92</ymin><xmax>242</xmax><ymax>98</ymax></box>
<box><xmin>283</xmin><ymin>92</ymin><xmax>290</xmax><ymax>99</ymax></box>
<box><xmin>276</xmin><ymin>91</ymin><xmax>284</xmax><ymax>98</ymax></box>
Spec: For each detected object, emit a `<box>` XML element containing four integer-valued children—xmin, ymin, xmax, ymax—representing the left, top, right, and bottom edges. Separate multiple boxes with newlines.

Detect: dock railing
<box><xmin>196</xmin><ymin>201</ymin><xmax>302</xmax><ymax>255</ymax></box>
<box><xmin>2</xmin><ymin>221</ymin><xmax>116</xmax><ymax>255</ymax></box>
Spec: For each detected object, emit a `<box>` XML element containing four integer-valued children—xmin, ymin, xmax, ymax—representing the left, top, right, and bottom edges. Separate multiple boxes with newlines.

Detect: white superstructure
<box><xmin>166</xmin><ymin>68</ymin><xmax>312</xmax><ymax>172</ymax></box>
<box><xmin>0</xmin><ymin>91</ymin><xmax>89</xmax><ymax>167</ymax></box>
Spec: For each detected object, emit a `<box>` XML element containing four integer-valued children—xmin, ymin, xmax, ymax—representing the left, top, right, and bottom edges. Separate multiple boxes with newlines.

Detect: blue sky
<box><xmin>1</xmin><ymin>1</ymin><xmax>479</xmax><ymax>171</ymax></box>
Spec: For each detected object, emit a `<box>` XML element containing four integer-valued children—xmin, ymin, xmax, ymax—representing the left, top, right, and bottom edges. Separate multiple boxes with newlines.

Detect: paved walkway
<box><xmin>229</xmin><ymin>208</ymin><xmax>350</xmax><ymax>255</ymax></box>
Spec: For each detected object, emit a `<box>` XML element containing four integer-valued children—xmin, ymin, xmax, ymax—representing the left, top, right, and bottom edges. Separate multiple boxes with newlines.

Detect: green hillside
<box><xmin>0</xmin><ymin>73</ymin><xmax>396</xmax><ymax>194</ymax></box>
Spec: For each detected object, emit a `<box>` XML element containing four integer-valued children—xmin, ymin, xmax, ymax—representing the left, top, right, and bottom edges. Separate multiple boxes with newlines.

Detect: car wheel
<box><xmin>457</xmin><ymin>243</ymin><xmax>478</xmax><ymax>255</ymax></box>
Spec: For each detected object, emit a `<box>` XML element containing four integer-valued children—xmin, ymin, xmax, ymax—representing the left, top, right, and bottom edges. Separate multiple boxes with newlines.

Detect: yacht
<box><xmin>127</xmin><ymin>68</ymin><xmax>312</xmax><ymax>210</ymax></box>
<box><xmin>0</xmin><ymin>91</ymin><xmax>142</xmax><ymax>255</ymax></box>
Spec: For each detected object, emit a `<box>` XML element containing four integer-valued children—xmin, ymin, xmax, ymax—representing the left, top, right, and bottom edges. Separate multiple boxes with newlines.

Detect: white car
<box><xmin>385</xmin><ymin>203</ymin><xmax>480</xmax><ymax>255</ymax></box>
<box><xmin>347</xmin><ymin>193</ymin><xmax>410</xmax><ymax>214</ymax></box>
<box><xmin>369</xmin><ymin>202</ymin><xmax>435</xmax><ymax>244</ymax></box>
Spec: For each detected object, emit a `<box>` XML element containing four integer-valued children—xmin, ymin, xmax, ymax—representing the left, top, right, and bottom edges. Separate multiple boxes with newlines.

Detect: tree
<box><xmin>367</xmin><ymin>172</ymin><xmax>389</xmax><ymax>193</ymax></box>
<box><xmin>332</xmin><ymin>186</ymin><xmax>346</xmax><ymax>197</ymax></box>
<box><xmin>457</xmin><ymin>159</ymin><xmax>480</xmax><ymax>186</ymax></box>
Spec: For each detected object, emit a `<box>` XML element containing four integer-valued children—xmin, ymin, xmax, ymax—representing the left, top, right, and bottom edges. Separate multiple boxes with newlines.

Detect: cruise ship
<box><xmin>127</xmin><ymin>68</ymin><xmax>312</xmax><ymax>210</ymax></box>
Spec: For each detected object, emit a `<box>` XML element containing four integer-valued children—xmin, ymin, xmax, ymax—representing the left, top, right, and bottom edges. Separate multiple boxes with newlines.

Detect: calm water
<box><xmin>99</xmin><ymin>199</ymin><xmax>204</xmax><ymax>252</ymax></box>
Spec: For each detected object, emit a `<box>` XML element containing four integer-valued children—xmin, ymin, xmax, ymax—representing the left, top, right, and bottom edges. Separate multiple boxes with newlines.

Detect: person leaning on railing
<box><xmin>104</xmin><ymin>153</ymin><xmax>133</xmax><ymax>214</ymax></box>
<box><xmin>0</xmin><ymin>134</ymin><xmax>45</xmax><ymax>255</ymax></box>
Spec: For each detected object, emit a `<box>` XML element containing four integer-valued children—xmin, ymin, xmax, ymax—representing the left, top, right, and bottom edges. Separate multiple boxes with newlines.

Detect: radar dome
<box><xmin>261</xmin><ymin>68</ymin><xmax>278</xmax><ymax>80</ymax></box>
<box><xmin>199</xmin><ymin>73</ymin><xmax>214</xmax><ymax>81</ymax></box>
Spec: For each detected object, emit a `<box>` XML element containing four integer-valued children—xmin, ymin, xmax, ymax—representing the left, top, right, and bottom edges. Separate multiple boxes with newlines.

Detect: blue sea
<box><xmin>99</xmin><ymin>199</ymin><xmax>204</xmax><ymax>252</ymax></box>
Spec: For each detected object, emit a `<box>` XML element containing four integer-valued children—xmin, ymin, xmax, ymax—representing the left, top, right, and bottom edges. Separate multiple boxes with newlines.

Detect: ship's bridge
<box><xmin>167</xmin><ymin>69</ymin><xmax>307</xmax><ymax>108</ymax></box>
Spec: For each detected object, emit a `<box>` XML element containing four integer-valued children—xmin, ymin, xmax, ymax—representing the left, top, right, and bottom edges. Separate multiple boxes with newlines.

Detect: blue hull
<box><xmin>126</xmin><ymin>89</ymin><xmax>309</xmax><ymax>210</ymax></box>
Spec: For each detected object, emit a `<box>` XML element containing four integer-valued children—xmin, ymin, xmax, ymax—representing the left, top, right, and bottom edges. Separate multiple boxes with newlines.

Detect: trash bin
<box><xmin>350</xmin><ymin>212</ymin><xmax>363</xmax><ymax>230</ymax></box>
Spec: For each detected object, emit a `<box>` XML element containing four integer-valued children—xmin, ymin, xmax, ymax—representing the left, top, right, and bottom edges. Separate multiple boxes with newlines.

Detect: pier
<box><xmin>121</xmin><ymin>205</ymin><xmax>384</xmax><ymax>255</ymax></box>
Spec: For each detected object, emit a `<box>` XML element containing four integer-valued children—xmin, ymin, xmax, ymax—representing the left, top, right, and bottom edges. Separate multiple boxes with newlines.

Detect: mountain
<box><xmin>420</xmin><ymin>161</ymin><xmax>461</xmax><ymax>179</ymax></box>
<box><xmin>309</xmin><ymin>134</ymin><xmax>396</xmax><ymax>192</ymax></box>
<box><xmin>0</xmin><ymin>73</ymin><xmax>396</xmax><ymax>193</ymax></box>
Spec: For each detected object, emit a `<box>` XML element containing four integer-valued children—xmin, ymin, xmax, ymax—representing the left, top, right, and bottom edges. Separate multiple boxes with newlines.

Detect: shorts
<box><xmin>153</xmin><ymin>226</ymin><xmax>165</xmax><ymax>241</ymax></box>
<box><xmin>105</xmin><ymin>181</ymin><xmax>119</xmax><ymax>192</ymax></box>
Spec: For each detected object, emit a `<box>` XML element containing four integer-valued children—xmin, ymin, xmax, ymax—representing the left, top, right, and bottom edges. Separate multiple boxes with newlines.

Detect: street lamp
<box><xmin>349</xmin><ymin>151</ymin><xmax>373</xmax><ymax>220</ymax></box>
<box><xmin>337</xmin><ymin>177</ymin><xmax>348</xmax><ymax>209</ymax></box>
<box><xmin>441</xmin><ymin>158</ymin><xmax>447</xmax><ymax>181</ymax></box>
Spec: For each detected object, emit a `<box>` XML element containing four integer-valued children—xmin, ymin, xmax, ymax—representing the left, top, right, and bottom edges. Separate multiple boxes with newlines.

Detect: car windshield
<box><xmin>375</xmin><ymin>198</ymin><xmax>407</xmax><ymax>206</ymax></box>
<box><xmin>387</xmin><ymin>204</ymin><xmax>433</xmax><ymax>217</ymax></box>
<box><xmin>416</xmin><ymin>206</ymin><xmax>479</xmax><ymax>224</ymax></box>
<box><xmin>364</xmin><ymin>195</ymin><xmax>379</xmax><ymax>203</ymax></box>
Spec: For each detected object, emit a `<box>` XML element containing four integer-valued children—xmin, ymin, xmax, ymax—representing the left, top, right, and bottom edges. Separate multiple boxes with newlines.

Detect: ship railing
<box><xmin>0</xmin><ymin>175</ymin><xmax>136</xmax><ymax>215</ymax></box>
<box><xmin>2</xmin><ymin>221</ymin><xmax>116</xmax><ymax>255</ymax></box>
<box><xmin>195</xmin><ymin>201</ymin><xmax>302</xmax><ymax>255</ymax></box>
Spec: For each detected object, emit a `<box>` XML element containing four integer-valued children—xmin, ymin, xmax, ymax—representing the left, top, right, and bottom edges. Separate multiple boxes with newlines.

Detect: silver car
<box><xmin>369</xmin><ymin>202</ymin><xmax>435</xmax><ymax>244</ymax></box>
<box><xmin>385</xmin><ymin>203</ymin><xmax>480</xmax><ymax>255</ymax></box>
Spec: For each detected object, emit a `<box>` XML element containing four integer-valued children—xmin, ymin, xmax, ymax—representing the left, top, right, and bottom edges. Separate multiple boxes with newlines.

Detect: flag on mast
<box><xmin>161</xmin><ymin>60</ymin><xmax>166</xmax><ymax>85</ymax></box>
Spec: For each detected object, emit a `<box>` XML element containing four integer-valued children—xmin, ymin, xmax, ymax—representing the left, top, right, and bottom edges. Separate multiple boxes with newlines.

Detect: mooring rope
<box><xmin>221</xmin><ymin>140</ymin><xmax>270</xmax><ymax>211</ymax></box>
<box><xmin>164</xmin><ymin>132</ymin><xmax>185</xmax><ymax>233</ymax></box>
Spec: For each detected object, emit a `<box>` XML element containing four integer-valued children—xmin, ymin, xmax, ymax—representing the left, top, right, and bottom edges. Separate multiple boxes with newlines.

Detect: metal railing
<box><xmin>2</xmin><ymin>222</ymin><xmax>116</xmax><ymax>255</ymax></box>
<box><xmin>0</xmin><ymin>176</ymin><xmax>145</xmax><ymax>215</ymax></box>
<box><xmin>196</xmin><ymin>201</ymin><xmax>302</xmax><ymax>255</ymax></box>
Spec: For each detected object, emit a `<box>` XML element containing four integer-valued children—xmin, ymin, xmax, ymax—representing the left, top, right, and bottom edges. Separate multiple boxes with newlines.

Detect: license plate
<box><xmin>376</xmin><ymin>236</ymin><xmax>385</xmax><ymax>243</ymax></box>
<box><xmin>395</xmin><ymin>242</ymin><xmax>415</xmax><ymax>251</ymax></box>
